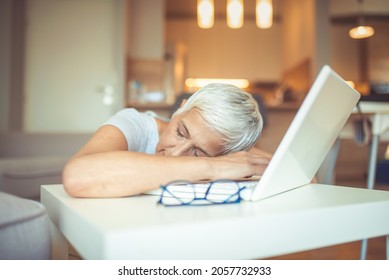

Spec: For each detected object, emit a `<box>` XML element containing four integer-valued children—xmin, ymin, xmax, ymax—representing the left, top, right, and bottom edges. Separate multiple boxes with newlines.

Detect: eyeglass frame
<box><xmin>157</xmin><ymin>179</ymin><xmax>247</xmax><ymax>206</ymax></box>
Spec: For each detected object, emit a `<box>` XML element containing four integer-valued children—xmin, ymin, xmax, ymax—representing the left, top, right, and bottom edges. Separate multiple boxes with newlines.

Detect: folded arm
<box><xmin>63</xmin><ymin>125</ymin><xmax>268</xmax><ymax>198</ymax></box>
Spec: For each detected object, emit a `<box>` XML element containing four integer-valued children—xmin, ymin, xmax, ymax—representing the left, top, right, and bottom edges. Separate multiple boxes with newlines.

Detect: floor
<box><xmin>266</xmin><ymin>236</ymin><xmax>386</xmax><ymax>260</ymax></box>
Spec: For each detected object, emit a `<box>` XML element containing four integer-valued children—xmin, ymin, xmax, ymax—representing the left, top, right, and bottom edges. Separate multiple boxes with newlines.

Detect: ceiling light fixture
<box><xmin>197</xmin><ymin>0</ymin><xmax>214</xmax><ymax>29</ymax></box>
<box><xmin>256</xmin><ymin>0</ymin><xmax>273</xmax><ymax>29</ymax></box>
<box><xmin>197</xmin><ymin>0</ymin><xmax>273</xmax><ymax>29</ymax></box>
<box><xmin>349</xmin><ymin>0</ymin><xmax>374</xmax><ymax>39</ymax></box>
<box><xmin>227</xmin><ymin>0</ymin><xmax>244</xmax><ymax>29</ymax></box>
<box><xmin>349</xmin><ymin>24</ymin><xmax>374</xmax><ymax>39</ymax></box>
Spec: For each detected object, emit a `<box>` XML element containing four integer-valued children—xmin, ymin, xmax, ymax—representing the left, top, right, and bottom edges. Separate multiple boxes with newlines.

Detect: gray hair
<box><xmin>173</xmin><ymin>83</ymin><xmax>263</xmax><ymax>154</ymax></box>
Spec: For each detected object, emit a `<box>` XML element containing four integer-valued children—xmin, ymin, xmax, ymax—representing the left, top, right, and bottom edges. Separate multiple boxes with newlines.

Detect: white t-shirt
<box><xmin>103</xmin><ymin>108</ymin><xmax>160</xmax><ymax>154</ymax></box>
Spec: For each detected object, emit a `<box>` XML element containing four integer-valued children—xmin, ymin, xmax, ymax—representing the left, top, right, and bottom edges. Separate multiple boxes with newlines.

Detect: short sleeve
<box><xmin>102</xmin><ymin>108</ymin><xmax>159</xmax><ymax>154</ymax></box>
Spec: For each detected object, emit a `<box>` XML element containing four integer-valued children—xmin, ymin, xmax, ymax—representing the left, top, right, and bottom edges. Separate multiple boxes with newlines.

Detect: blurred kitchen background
<box><xmin>1</xmin><ymin>0</ymin><xmax>388</xmax><ymax>131</ymax></box>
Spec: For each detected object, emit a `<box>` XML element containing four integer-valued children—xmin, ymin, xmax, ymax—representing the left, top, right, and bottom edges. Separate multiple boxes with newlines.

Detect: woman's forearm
<box><xmin>62</xmin><ymin>151</ymin><xmax>213</xmax><ymax>198</ymax></box>
<box><xmin>63</xmin><ymin>149</ymin><xmax>268</xmax><ymax>198</ymax></box>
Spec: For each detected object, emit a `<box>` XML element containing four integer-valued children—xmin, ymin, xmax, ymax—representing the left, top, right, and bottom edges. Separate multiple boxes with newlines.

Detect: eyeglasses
<box><xmin>157</xmin><ymin>179</ymin><xmax>247</xmax><ymax>206</ymax></box>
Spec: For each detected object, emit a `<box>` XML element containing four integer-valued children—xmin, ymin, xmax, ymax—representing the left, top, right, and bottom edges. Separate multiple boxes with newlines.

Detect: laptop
<box><xmin>147</xmin><ymin>65</ymin><xmax>361</xmax><ymax>202</ymax></box>
<box><xmin>246</xmin><ymin>65</ymin><xmax>360</xmax><ymax>201</ymax></box>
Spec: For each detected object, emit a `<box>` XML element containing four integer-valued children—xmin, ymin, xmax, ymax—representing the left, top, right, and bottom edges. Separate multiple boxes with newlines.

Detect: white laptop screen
<box><xmin>249</xmin><ymin>65</ymin><xmax>361</xmax><ymax>201</ymax></box>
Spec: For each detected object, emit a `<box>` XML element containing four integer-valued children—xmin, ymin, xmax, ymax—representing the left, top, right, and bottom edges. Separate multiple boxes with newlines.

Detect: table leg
<box><xmin>367</xmin><ymin>134</ymin><xmax>379</xmax><ymax>190</ymax></box>
<box><xmin>360</xmin><ymin>134</ymin><xmax>380</xmax><ymax>260</ymax></box>
<box><xmin>387</xmin><ymin>235</ymin><xmax>389</xmax><ymax>260</ymax></box>
<box><xmin>49</xmin><ymin>221</ymin><xmax>69</xmax><ymax>259</ymax></box>
<box><xmin>360</xmin><ymin>239</ymin><xmax>368</xmax><ymax>260</ymax></box>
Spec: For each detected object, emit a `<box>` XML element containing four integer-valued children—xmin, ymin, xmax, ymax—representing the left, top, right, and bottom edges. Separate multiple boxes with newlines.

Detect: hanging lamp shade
<box><xmin>227</xmin><ymin>0</ymin><xmax>244</xmax><ymax>29</ymax></box>
<box><xmin>197</xmin><ymin>0</ymin><xmax>214</xmax><ymax>29</ymax></box>
<box><xmin>349</xmin><ymin>24</ymin><xmax>374</xmax><ymax>39</ymax></box>
<box><xmin>349</xmin><ymin>0</ymin><xmax>374</xmax><ymax>39</ymax></box>
<box><xmin>256</xmin><ymin>0</ymin><xmax>273</xmax><ymax>29</ymax></box>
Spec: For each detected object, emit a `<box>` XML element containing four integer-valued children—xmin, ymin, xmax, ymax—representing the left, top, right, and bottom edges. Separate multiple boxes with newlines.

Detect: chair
<box><xmin>0</xmin><ymin>191</ymin><xmax>51</xmax><ymax>259</ymax></box>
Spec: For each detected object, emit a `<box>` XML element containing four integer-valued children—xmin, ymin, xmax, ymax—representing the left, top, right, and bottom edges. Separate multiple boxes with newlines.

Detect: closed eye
<box><xmin>176</xmin><ymin>127</ymin><xmax>185</xmax><ymax>138</ymax></box>
<box><xmin>177</xmin><ymin>120</ymin><xmax>211</xmax><ymax>157</ymax></box>
<box><xmin>176</xmin><ymin>121</ymin><xmax>190</xmax><ymax>139</ymax></box>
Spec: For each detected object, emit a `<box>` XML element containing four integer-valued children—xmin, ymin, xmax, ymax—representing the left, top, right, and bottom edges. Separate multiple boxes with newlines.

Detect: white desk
<box><xmin>41</xmin><ymin>184</ymin><xmax>389</xmax><ymax>260</ymax></box>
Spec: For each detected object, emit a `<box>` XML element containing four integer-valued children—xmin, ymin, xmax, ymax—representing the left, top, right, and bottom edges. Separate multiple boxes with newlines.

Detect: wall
<box><xmin>330</xmin><ymin>25</ymin><xmax>360</xmax><ymax>81</ymax></box>
<box><xmin>368</xmin><ymin>23</ymin><xmax>389</xmax><ymax>82</ymax></box>
<box><xmin>23</xmin><ymin>0</ymin><xmax>125</xmax><ymax>132</ymax></box>
<box><xmin>0</xmin><ymin>0</ymin><xmax>25</xmax><ymax>132</ymax></box>
<box><xmin>281</xmin><ymin>0</ymin><xmax>331</xmax><ymax>84</ymax></box>
<box><xmin>330</xmin><ymin>0</ymin><xmax>389</xmax><ymax>82</ymax></box>
<box><xmin>126</xmin><ymin>0</ymin><xmax>166</xmax><ymax>99</ymax></box>
<box><xmin>166</xmin><ymin>18</ymin><xmax>283</xmax><ymax>82</ymax></box>
<box><xmin>128</xmin><ymin>0</ymin><xmax>164</xmax><ymax>60</ymax></box>
<box><xmin>281</xmin><ymin>0</ymin><xmax>315</xmax><ymax>73</ymax></box>
<box><xmin>331</xmin><ymin>24</ymin><xmax>389</xmax><ymax>83</ymax></box>
<box><xmin>330</xmin><ymin>0</ymin><xmax>389</xmax><ymax>16</ymax></box>
<box><xmin>0</xmin><ymin>0</ymin><xmax>12</xmax><ymax>131</ymax></box>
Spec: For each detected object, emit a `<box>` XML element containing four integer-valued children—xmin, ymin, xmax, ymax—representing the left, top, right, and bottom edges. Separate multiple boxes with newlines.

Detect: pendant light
<box><xmin>197</xmin><ymin>0</ymin><xmax>274</xmax><ymax>29</ymax></box>
<box><xmin>197</xmin><ymin>0</ymin><xmax>214</xmax><ymax>29</ymax></box>
<box><xmin>256</xmin><ymin>0</ymin><xmax>273</xmax><ymax>29</ymax></box>
<box><xmin>227</xmin><ymin>0</ymin><xmax>244</xmax><ymax>29</ymax></box>
<box><xmin>349</xmin><ymin>22</ymin><xmax>375</xmax><ymax>39</ymax></box>
<box><xmin>349</xmin><ymin>0</ymin><xmax>374</xmax><ymax>39</ymax></box>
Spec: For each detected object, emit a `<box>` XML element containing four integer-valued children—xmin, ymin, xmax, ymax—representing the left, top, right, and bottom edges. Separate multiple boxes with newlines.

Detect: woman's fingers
<box><xmin>210</xmin><ymin>151</ymin><xmax>270</xmax><ymax>180</ymax></box>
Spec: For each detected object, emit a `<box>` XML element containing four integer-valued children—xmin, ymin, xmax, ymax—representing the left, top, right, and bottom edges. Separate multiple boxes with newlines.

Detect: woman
<box><xmin>63</xmin><ymin>83</ymin><xmax>270</xmax><ymax>198</ymax></box>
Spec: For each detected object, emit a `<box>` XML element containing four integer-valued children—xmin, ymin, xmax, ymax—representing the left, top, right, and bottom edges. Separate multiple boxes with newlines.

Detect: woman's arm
<box><xmin>63</xmin><ymin>125</ymin><xmax>268</xmax><ymax>198</ymax></box>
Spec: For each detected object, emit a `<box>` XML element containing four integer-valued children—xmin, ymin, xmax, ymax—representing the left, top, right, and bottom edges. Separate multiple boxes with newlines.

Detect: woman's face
<box><xmin>156</xmin><ymin>109</ymin><xmax>224</xmax><ymax>157</ymax></box>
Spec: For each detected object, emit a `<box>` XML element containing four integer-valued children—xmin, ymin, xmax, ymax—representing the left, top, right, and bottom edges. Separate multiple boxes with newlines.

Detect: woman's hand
<box><xmin>208</xmin><ymin>150</ymin><xmax>270</xmax><ymax>181</ymax></box>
